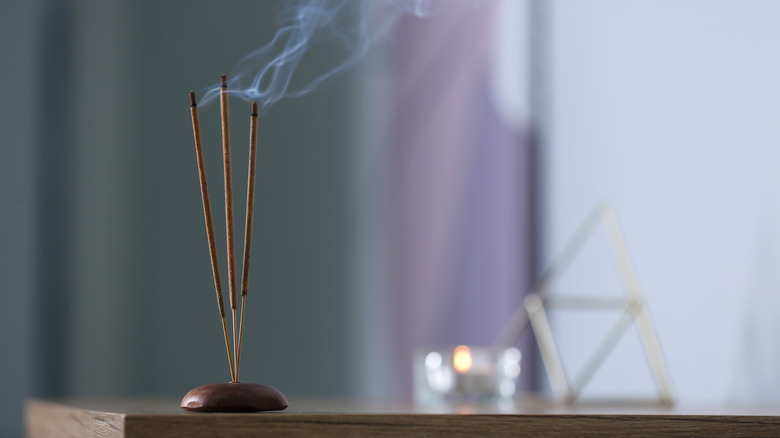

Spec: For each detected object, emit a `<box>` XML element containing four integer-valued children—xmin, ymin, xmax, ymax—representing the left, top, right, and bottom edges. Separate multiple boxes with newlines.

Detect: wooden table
<box><xmin>25</xmin><ymin>398</ymin><xmax>780</xmax><ymax>437</ymax></box>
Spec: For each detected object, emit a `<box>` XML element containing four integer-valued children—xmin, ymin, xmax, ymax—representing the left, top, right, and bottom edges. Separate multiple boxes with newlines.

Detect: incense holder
<box><xmin>181</xmin><ymin>382</ymin><xmax>288</xmax><ymax>412</ymax></box>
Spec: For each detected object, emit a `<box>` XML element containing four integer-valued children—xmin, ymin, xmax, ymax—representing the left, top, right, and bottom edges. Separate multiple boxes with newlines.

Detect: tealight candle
<box><xmin>414</xmin><ymin>345</ymin><xmax>521</xmax><ymax>404</ymax></box>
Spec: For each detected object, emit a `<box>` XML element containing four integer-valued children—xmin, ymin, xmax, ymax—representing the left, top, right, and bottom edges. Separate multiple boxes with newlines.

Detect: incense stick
<box><xmin>190</xmin><ymin>91</ymin><xmax>236</xmax><ymax>382</ymax></box>
<box><xmin>236</xmin><ymin>101</ymin><xmax>259</xmax><ymax>380</ymax></box>
<box><xmin>219</xmin><ymin>75</ymin><xmax>240</xmax><ymax>381</ymax></box>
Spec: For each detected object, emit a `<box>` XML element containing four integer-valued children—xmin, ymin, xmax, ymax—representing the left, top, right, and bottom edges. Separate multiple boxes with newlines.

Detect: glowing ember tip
<box><xmin>189</xmin><ymin>91</ymin><xmax>197</xmax><ymax>107</ymax></box>
<box><xmin>221</xmin><ymin>75</ymin><xmax>227</xmax><ymax>88</ymax></box>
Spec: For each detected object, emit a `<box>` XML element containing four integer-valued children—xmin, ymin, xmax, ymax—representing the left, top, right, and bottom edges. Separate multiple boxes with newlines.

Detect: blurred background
<box><xmin>4</xmin><ymin>0</ymin><xmax>780</xmax><ymax>436</ymax></box>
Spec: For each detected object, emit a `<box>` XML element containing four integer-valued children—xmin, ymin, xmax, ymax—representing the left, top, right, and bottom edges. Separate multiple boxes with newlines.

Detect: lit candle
<box><xmin>452</xmin><ymin>346</ymin><xmax>496</xmax><ymax>396</ymax></box>
<box><xmin>416</xmin><ymin>346</ymin><xmax>522</xmax><ymax>404</ymax></box>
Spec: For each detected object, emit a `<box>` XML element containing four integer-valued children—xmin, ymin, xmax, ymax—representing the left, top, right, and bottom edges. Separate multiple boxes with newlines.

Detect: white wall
<box><xmin>543</xmin><ymin>0</ymin><xmax>780</xmax><ymax>404</ymax></box>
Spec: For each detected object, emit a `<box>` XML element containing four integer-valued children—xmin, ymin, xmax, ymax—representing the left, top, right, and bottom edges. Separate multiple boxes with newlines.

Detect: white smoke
<box><xmin>198</xmin><ymin>0</ymin><xmax>473</xmax><ymax>113</ymax></box>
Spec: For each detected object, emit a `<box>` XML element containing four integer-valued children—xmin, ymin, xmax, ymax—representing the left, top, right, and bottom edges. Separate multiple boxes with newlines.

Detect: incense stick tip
<box><xmin>221</xmin><ymin>75</ymin><xmax>227</xmax><ymax>88</ymax></box>
<box><xmin>251</xmin><ymin>101</ymin><xmax>258</xmax><ymax>116</ymax></box>
<box><xmin>189</xmin><ymin>91</ymin><xmax>197</xmax><ymax>107</ymax></box>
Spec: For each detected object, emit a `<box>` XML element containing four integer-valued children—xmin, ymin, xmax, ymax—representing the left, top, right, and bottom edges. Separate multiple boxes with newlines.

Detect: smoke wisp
<box><xmin>198</xmin><ymin>0</ymin><xmax>470</xmax><ymax>114</ymax></box>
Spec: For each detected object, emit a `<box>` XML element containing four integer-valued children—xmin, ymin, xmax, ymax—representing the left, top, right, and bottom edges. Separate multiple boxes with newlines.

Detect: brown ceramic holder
<box><xmin>186</xmin><ymin>85</ymin><xmax>284</xmax><ymax>413</ymax></box>
<box><xmin>181</xmin><ymin>382</ymin><xmax>288</xmax><ymax>412</ymax></box>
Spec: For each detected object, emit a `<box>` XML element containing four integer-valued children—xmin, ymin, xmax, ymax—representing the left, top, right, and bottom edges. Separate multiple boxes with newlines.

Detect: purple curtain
<box><xmin>382</xmin><ymin>3</ymin><xmax>536</xmax><ymax>398</ymax></box>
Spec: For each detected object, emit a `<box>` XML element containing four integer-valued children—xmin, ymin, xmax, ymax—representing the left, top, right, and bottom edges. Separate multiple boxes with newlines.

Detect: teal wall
<box><xmin>2</xmin><ymin>1</ymin><xmax>360</xmax><ymax>435</ymax></box>
<box><xmin>1</xmin><ymin>1</ymin><xmax>45</xmax><ymax>437</ymax></box>
<box><xmin>66</xmin><ymin>0</ymin><xmax>359</xmax><ymax>396</ymax></box>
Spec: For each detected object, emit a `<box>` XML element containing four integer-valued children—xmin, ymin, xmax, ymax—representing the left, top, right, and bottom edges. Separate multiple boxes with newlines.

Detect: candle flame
<box><xmin>453</xmin><ymin>345</ymin><xmax>472</xmax><ymax>373</ymax></box>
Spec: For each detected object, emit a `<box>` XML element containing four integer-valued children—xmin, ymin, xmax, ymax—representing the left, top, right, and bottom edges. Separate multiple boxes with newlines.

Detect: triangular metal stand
<box><xmin>496</xmin><ymin>204</ymin><xmax>674</xmax><ymax>405</ymax></box>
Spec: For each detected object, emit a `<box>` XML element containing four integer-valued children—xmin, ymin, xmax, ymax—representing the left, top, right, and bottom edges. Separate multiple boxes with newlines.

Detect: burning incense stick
<box><xmin>236</xmin><ymin>101</ymin><xmax>259</xmax><ymax>380</ymax></box>
<box><xmin>220</xmin><ymin>75</ymin><xmax>240</xmax><ymax>380</ymax></box>
<box><xmin>190</xmin><ymin>91</ymin><xmax>236</xmax><ymax>382</ymax></box>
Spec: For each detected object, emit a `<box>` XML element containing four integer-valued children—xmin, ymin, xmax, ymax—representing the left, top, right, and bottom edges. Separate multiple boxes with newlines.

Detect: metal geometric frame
<box><xmin>496</xmin><ymin>204</ymin><xmax>674</xmax><ymax>405</ymax></box>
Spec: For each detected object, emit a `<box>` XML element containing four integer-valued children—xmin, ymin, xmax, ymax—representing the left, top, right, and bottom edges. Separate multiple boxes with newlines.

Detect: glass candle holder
<box><xmin>413</xmin><ymin>345</ymin><xmax>521</xmax><ymax>404</ymax></box>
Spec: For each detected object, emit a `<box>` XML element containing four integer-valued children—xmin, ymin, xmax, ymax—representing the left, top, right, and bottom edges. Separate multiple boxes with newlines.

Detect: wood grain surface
<box><xmin>25</xmin><ymin>398</ymin><xmax>780</xmax><ymax>438</ymax></box>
